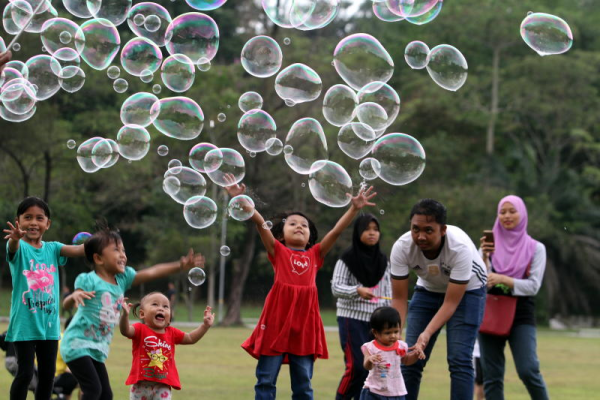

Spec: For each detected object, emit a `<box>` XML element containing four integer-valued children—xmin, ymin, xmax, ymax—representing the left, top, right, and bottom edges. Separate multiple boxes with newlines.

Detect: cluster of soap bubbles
<box><xmin>371</xmin><ymin>0</ymin><xmax>444</xmax><ymax>25</ymax></box>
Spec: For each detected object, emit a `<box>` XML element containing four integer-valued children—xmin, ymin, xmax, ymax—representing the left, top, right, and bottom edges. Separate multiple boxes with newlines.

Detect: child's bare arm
<box><xmin>4</xmin><ymin>221</ymin><xmax>24</xmax><ymax>255</ymax></box>
<box><xmin>402</xmin><ymin>346</ymin><xmax>426</xmax><ymax>365</ymax></box>
<box><xmin>363</xmin><ymin>349</ymin><xmax>382</xmax><ymax>370</ymax></box>
<box><xmin>181</xmin><ymin>306</ymin><xmax>215</xmax><ymax>344</ymax></box>
<box><xmin>63</xmin><ymin>289</ymin><xmax>95</xmax><ymax>310</ymax></box>
<box><xmin>132</xmin><ymin>249</ymin><xmax>205</xmax><ymax>286</ymax></box>
<box><xmin>119</xmin><ymin>301</ymin><xmax>135</xmax><ymax>338</ymax></box>
<box><xmin>320</xmin><ymin>186</ymin><xmax>376</xmax><ymax>257</ymax></box>
<box><xmin>60</xmin><ymin>244</ymin><xmax>85</xmax><ymax>258</ymax></box>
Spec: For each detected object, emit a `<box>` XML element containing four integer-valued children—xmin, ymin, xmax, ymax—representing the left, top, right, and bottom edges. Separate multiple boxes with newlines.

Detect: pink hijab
<box><xmin>491</xmin><ymin>195</ymin><xmax>538</xmax><ymax>278</ymax></box>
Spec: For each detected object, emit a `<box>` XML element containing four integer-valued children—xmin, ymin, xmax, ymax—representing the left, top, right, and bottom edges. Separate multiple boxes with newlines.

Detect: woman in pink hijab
<box><xmin>479</xmin><ymin>195</ymin><xmax>549</xmax><ymax>400</ymax></box>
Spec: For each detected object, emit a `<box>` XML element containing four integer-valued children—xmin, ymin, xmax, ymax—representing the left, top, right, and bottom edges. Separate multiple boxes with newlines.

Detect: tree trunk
<box><xmin>0</xmin><ymin>145</ymin><xmax>30</xmax><ymax>197</ymax></box>
<box><xmin>486</xmin><ymin>46</ymin><xmax>501</xmax><ymax>155</ymax></box>
<box><xmin>219</xmin><ymin>224</ymin><xmax>258</xmax><ymax>326</ymax></box>
<box><xmin>43</xmin><ymin>150</ymin><xmax>51</xmax><ymax>202</ymax></box>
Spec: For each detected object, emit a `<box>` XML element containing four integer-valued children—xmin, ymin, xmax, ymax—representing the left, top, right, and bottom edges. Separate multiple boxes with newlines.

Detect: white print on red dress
<box><xmin>290</xmin><ymin>253</ymin><xmax>311</xmax><ymax>275</ymax></box>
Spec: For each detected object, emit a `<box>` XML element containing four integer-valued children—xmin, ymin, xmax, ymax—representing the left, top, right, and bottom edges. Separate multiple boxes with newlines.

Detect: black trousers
<box><xmin>11</xmin><ymin>340</ymin><xmax>58</xmax><ymax>400</ymax></box>
<box><xmin>67</xmin><ymin>356</ymin><xmax>113</xmax><ymax>400</ymax></box>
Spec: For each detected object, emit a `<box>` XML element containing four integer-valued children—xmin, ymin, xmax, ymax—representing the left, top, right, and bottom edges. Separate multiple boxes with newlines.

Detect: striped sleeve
<box><xmin>331</xmin><ymin>259</ymin><xmax>360</xmax><ymax>299</ymax></box>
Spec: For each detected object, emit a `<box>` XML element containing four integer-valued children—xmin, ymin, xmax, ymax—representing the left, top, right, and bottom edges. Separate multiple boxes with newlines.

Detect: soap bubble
<box><xmin>188</xmin><ymin>266</ymin><xmax>206</xmax><ymax>285</ymax></box>
<box><xmin>127</xmin><ymin>3</ymin><xmax>172</xmax><ymax>47</ymax></box>
<box><xmin>196</xmin><ymin>57</ymin><xmax>211</xmax><ymax>72</ymax></box>
<box><xmin>152</xmin><ymin>84</ymin><xmax>161</xmax><ymax>94</ymax></box>
<box><xmin>356</xmin><ymin>102</ymin><xmax>389</xmax><ymax>131</ymax></box>
<box><xmin>120</xmin><ymin>92</ymin><xmax>161</xmax><ymax>127</ymax></box>
<box><xmin>356</xmin><ymin>82</ymin><xmax>400</xmax><ymax>132</ymax></box>
<box><xmin>205</xmin><ymin>148</ymin><xmax>245</xmax><ymax>187</ymax></box>
<box><xmin>220</xmin><ymin>245</ymin><xmax>231</xmax><ymax>256</ymax></box>
<box><xmin>91</xmin><ymin>138</ymin><xmax>116</xmax><ymax>167</ymax></box>
<box><xmin>67</xmin><ymin>139</ymin><xmax>76</xmax><ymax>149</ymax></box>
<box><xmin>8</xmin><ymin>1</ymin><xmax>33</xmax><ymax>31</ymax></box>
<box><xmin>426</xmin><ymin>44</ymin><xmax>468</xmax><ymax>91</ymax></box>
<box><xmin>75</xmin><ymin>18</ymin><xmax>121</xmax><ymax>71</ymax></box>
<box><xmin>275</xmin><ymin>63</ymin><xmax>322</xmax><ymax>105</ymax></box>
<box><xmin>237</xmin><ymin>109</ymin><xmax>277</xmax><ymax>153</ymax></box>
<box><xmin>240</xmin><ymin>35</ymin><xmax>282</xmax><ymax>78</ymax></box>
<box><xmin>386</xmin><ymin>0</ymin><xmax>439</xmax><ymax>18</ymax></box>
<box><xmin>406</xmin><ymin>0</ymin><xmax>443</xmax><ymax>25</ymax></box>
<box><xmin>308</xmin><ymin>160</ymin><xmax>353</xmax><ymax>208</ymax></box>
<box><xmin>58</xmin><ymin>66</ymin><xmax>85</xmax><ymax>93</ymax></box>
<box><xmin>164</xmin><ymin>166</ymin><xmax>208</xmax><ymax>203</ymax></box>
<box><xmin>59</xmin><ymin>31</ymin><xmax>72</xmax><ymax>44</ymax></box>
<box><xmin>265</xmin><ymin>137</ymin><xmax>283</xmax><ymax>156</ymax></box>
<box><xmin>116</xmin><ymin>125</ymin><xmax>151</xmax><ymax>160</ymax></box>
<box><xmin>322</xmin><ymin>84</ymin><xmax>357</xmax><ymax>127</ymax></box>
<box><xmin>359</xmin><ymin>157</ymin><xmax>381</xmax><ymax>180</ymax></box>
<box><xmin>520</xmin><ymin>13</ymin><xmax>573</xmax><ymax>56</ymax></box>
<box><xmin>40</xmin><ymin>18</ymin><xmax>83</xmax><ymax>59</ymax></box>
<box><xmin>284</xmin><ymin>118</ymin><xmax>328</xmax><ymax>174</ymax></box>
<box><xmin>139</xmin><ymin>69</ymin><xmax>154</xmax><ymax>83</ymax></box>
<box><xmin>405</xmin><ymin>40</ymin><xmax>430</xmax><ymax>70</ymax></box>
<box><xmin>183</xmin><ymin>196</ymin><xmax>217</xmax><ymax>229</ymax></box>
<box><xmin>161</xmin><ymin>53</ymin><xmax>195</xmax><ymax>93</ymax></box>
<box><xmin>162</xmin><ymin>175</ymin><xmax>181</xmax><ymax>196</ymax></box>
<box><xmin>97</xmin><ymin>139</ymin><xmax>120</xmax><ymax>169</ymax></box>
<box><xmin>217</xmin><ymin>112</ymin><xmax>226</xmax><ymax>122</ymax></box>
<box><xmin>262</xmin><ymin>220</ymin><xmax>273</xmax><ymax>230</ymax></box>
<box><xmin>24</xmin><ymin>2</ymin><xmax>59</xmax><ymax>34</ymax></box>
<box><xmin>189</xmin><ymin>142</ymin><xmax>219</xmax><ymax>173</ymax></box>
<box><xmin>76</xmin><ymin>137</ymin><xmax>103</xmax><ymax>173</ymax></box>
<box><xmin>72</xmin><ymin>232</ymin><xmax>92</xmax><ymax>245</ymax></box>
<box><xmin>63</xmin><ymin>0</ymin><xmax>92</xmax><ymax>18</ymax></box>
<box><xmin>1</xmin><ymin>79</ymin><xmax>37</xmax><ymax>115</ymax></box>
<box><xmin>186</xmin><ymin>0</ymin><xmax>228</xmax><ymax>11</ymax></box>
<box><xmin>113</xmin><ymin>78</ymin><xmax>128</xmax><ymax>93</ymax></box>
<box><xmin>25</xmin><ymin>55</ymin><xmax>61</xmax><ymax>100</ymax></box>
<box><xmin>120</xmin><ymin>37</ymin><xmax>163</xmax><ymax>77</ymax></box>
<box><xmin>379</xmin><ymin>209</ymin><xmax>385</xmax><ymax>215</ymax></box>
<box><xmin>238</xmin><ymin>91</ymin><xmax>263</xmax><ymax>112</ymax></box>
<box><xmin>157</xmin><ymin>145</ymin><xmax>169</xmax><ymax>156</ymax></box>
<box><xmin>151</xmin><ymin>97</ymin><xmax>204</xmax><ymax>140</ymax></box>
<box><xmin>85</xmin><ymin>0</ymin><xmax>132</xmax><ymax>26</ymax></box>
<box><xmin>262</xmin><ymin>0</ymin><xmax>339</xmax><ymax>31</ymax></box>
<box><xmin>227</xmin><ymin>195</ymin><xmax>255</xmax><ymax>221</ymax></box>
<box><xmin>12</xmin><ymin>43</ymin><xmax>21</xmax><ymax>52</ymax></box>
<box><xmin>373</xmin><ymin>0</ymin><xmax>404</xmax><ymax>22</ymax></box>
<box><xmin>333</xmin><ymin>33</ymin><xmax>394</xmax><ymax>91</ymax></box>
<box><xmin>165</xmin><ymin>12</ymin><xmax>219</xmax><ymax>63</ymax></box>
<box><xmin>107</xmin><ymin>65</ymin><xmax>120</xmax><ymax>79</ymax></box>
<box><xmin>371</xmin><ymin>133</ymin><xmax>426</xmax><ymax>185</ymax></box>
<box><xmin>283</xmin><ymin>37</ymin><xmax>291</xmax><ymax>45</ymax></box>
<box><xmin>337</xmin><ymin>122</ymin><xmax>376</xmax><ymax>160</ymax></box>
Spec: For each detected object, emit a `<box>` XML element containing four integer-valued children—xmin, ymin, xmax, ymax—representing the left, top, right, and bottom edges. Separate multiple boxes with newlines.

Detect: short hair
<box><xmin>269</xmin><ymin>211</ymin><xmax>318</xmax><ymax>249</ymax></box>
<box><xmin>409</xmin><ymin>198</ymin><xmax>447</xmax><ymax>225</ymax></box>
<box><xmin>370</xmin><ymin>307</ymin><xmax>401</xmax><ymax>332</ymax></box>
<box><xmin>132</xmin><ymin>292</ymin><xmax>170</xmax><ymax>320</ymax></box>
<box><xmin>84</xmin><ymin>220</ymin><xmax>122</xmax><ymax>264</ymax></box>
<box><xmin>17</xmin><ymin>197</ymin><xmax>51</xmax><ymax>219</ymax></box>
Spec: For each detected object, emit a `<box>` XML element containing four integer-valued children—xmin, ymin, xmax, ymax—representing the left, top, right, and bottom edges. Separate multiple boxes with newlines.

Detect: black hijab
<box><xmin>340</xmin><ymin>214</ymin><xmax>388</xmax><ymax>288</ymax></box>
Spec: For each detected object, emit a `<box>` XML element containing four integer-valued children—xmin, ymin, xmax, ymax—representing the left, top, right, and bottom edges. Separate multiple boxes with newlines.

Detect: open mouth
<box><xmin>155</xmin><ymin>313</ymin><xmax>165</xmax><ymax>322</ymax></box>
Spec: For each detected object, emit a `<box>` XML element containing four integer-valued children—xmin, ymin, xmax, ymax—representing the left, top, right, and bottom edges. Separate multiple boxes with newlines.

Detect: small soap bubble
<box><xmin>113</xmin><ymin>78</ymin><xmax>128</xmax><ymax>93</ymax></box>
<box><xmin>59</xmin><ymin>31</ymin><xmax>72</xmax><ymax>44</ymax></box>
<box><xmin>301</xmin><ymin>182</ymin><xmax>306</xmax><ymax>187</ymax></box>
<box><xmin>283</xmin><ymin>37</ymin><xmax>291</xmax><ymax>45</ymax></box>
<box><xmin>188</xmin><ymin>267</ymin><xmax>206</xmax><ymax>286</ymax></box>
<box><xmin>265</xmin><ymin>137</ymin><xmax>283</xmax><ymax>156</ymax></box>
<box><xmin>67</xmin><ymin>139</ymin><xmax>76</xmax><ymax>149</ymax></box>
<box><xmin>220</xmin><ymin>245</ymin><xmax>231</xmax><ymax>257</ymax></box>
<box><xmin>152</xmin><ymin>84</ymin><xmax>162</xmax><ymax>94</ymax></box>
<box><xmin>283</xmin><ymin>145</ymin><xmax>293</xmax><ymax>155</ymax></box>
<box><xmin>249</xmin><ymin>152</ymin><xmax>256</xmax><ymax>158</ymax></box>
<box><xmin>241</xmin><ymin>35</ymin><xmax>283</xmax><ymax>78</ymax></box>
<box><xmin>140</xmin><ymin>70</ymin><xmax>154</xmax><ymax>83</ymax></box>
<box><xmin>133</xmin><ymin>13</ymin><xmax>145</xmax><ymax>26</ymax></box>
<box><xmin>183</xmin><ymin>196</ymin><xmax>217</xmax><ymax>229</ymax></box>
<box><xmin>380</xmin><ymin>209</ymin><xmax>385</xmax><ymax>215</ymax></box>
<box><xmin>262</xmin><ymin>221</ymin><xmax>273</xmax><ymax>230</ymax></box>
<box><xmin>405</xmin><ymin>41</ymin><xmax>430</xmax><ymax>70</ymax></box>
<box><xmin>275</xmin><ymin>63</ymin><xmax>322</xmax><ymax>105</ymax></box>
<box><xmin>107</xmin><ymin>66</ymin><xmax>120</xmax><ymax>79</ymax></box>
<box><xmin>197</xmin><ymin>58</ymin><xmax>211</xmax><ymax>72</ymax></box>
<box><xmin>228</xmin><ymin>195</ymin><xmax>255</xmax><ymax>221</ymax></box>
<box><xmin>144</xmin><ymin>15</ymin><xmax>161</xmax><ymax>32</ymax></box>
<box><xmin>426</xmin><ymin>45</ymin><xmax>468</xmax><ymax>91</ymax></box>
<box><xmin>217</xmin><ymin>113</ymin><xmax>226</xmax><ymax>122</ymax></box>
<box><xmin>157</xmin><ymin>145</ymin><xmax>169</xmax><ymax>156</ymax></box>
<box><xmin>168</xmin><ymin>159</ymin><xmax>183</xmax><ymax>171</ymax></box>
<box><xmin>13</xmin><ymin>43</ymin><xmax>21</xmax><ymax>52</ymax></box>
<box><xmin>72</xmin><ymin>232</ymin><xmax>92</xmax><ymax>245</ymax></box>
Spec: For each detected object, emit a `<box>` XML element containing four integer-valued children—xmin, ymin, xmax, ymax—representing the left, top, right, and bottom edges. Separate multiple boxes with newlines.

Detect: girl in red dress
<box><xmin>225</xmin><ymin>176</ymin><xmax>377</xmax><ymax>399</ymax></box>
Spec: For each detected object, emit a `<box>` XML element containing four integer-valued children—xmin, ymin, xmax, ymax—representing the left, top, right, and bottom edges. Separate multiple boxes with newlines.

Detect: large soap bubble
<box><xmin>308</xmin><ymin>160</ymin><xmax>352</xmax><ymax>208</ymax></box>
<box><xmin>126</xmin><ymin>2</ymin><xmax>172</xmax><ymax>47</ymax></box>
<box><xmin>322</xmin><ymin>84</ymin><xmax>357</xmax><ymax>127</ymax></box>
<box><xmin>1</xmin><ymin>78</ymin><xmax>37</xmax><ymax>116</ymax></box>
<box><xmin>425</xmin><ymin>44</ymin><xmax>468</xmax><ymax>91</ymax></box>
<box><xmin>238</xmin><ymin>91</ymin><xmax>263</xmax><ymax>112</ymax></box>
<box><xmin>75</xmin><ymin>18</ymin><xmax>121</xmax><ymax>70</ymax></box>
<box><xmin>337</xmin><ymin>122</ymin><xmax>376</xmax><ymax>160</ymax></box>
<box><xmin>373</xmin><ymin>0</ymin><xmax>404</xmax><ymax>22</ymax></box>
<box><xmin>262</xmin><ymin>0</ymin><xmax>339</xmax><ymax>30</ymax></box>
<box><xmin>189</xmin><ymin>142</ymin><xmax>219</xmax><ymax>173</ymax></box>
<box><xmin>94</xmin><ymin>138</ymin><xmax>120</xmax><ymax>168</ymax></box>
<box><xmin>186</xmin><ymin>0</ymin><xmax>228</xmax><ymax>11</ymax></box>
<box><xmin>120</xmin><ymin>37</ymin><xmax>162</xmax><ymax>77</ymax></box>
<box><xmin>237</xmin><ymin>109</ymin><xmax>277</xmax><ymax>153</ymax></box>
<box><xmin>359</xmin><ymin>157</ymin><xmax>381</xmax><ymax>181</ymax></box>
<box><xmin>151</xmin><ymin>97</ymin><xmax>204</xmax><ymax>140</ymax></box>
<box><xmin>76</xmin><ymin>137</ymin><xmax>103</xmax><ymax>173</ymax></box>
<box><xmin>371</xmin><ymin>133</ymin><xmax>426</xmax><ymax>185</ymax></box>
<box><xmin>165</xmin><ymin>12</ymin><xmax>219</xmax><ymax>63</ymax></box>
<box><xmin>240</xmin><ymin>35</ymin><xmax>282</xmax><ymax>78</ymax></box>
<box><xmin>116</xmin><ymin>125</ymin><xmax>151</xmax><ymax>160</ymax></box>
<box><xmin>63</xmin><ymin>0</ymin><xmax>93</xmax><ymax>18</ymax></box>
<box><xmin>25</xmin><ymin>55</ymin><xmax>61</xmax><ymax>100</ymax></box>
<box><xmin>405</xmin><ymin>0</ymin><xmax>443</xmax><ymax>25</ymax></box>
<box><xmin>85</xmin><ymin>0</ymin><xmax>132</xmax><ymax>26</ymax></box>
<box><xmin>164</xmin><ymin>166</ymin><xmax>208</xmax><ymax>204</ymax></box>
<box><xmin>333</xmin><ymin>33</ymin><xmax>394</xmax><ymax>91</ymax></box>
<box><xmin>120</xmin><ymin>92</ymin><xmax>160</xmax><ymax>127</ymax></box>
<box><xmin>40</xmin><ymin>18</ymin><xmax>83</xmax><ymax>60</ymax></box>
<box><xmin>188</xmin><ymin>266</ymin><xmax>206</xmax><ymax>285</ymax></box>
<box><xmin>405</xmin><ymin>40</ymin><xmax>430</xmax><ymax>70</ymax></box>
<box><xmin>228</xmin><ymin>195</ymin><xmax>255</xmax><ymax>221</ymax></box>
<box><xmin>161</xmin><ymin>53</ymin><xmax>195</xmax><ymax>93</ymax></box>
<box><xmin>284</xmin><ymin>118</ymin><xmax>328</xmax><ymax>175</ymax></box>
<box><xmin>58</xmin><ymin>66</ymin><xmax>86</xmax><ymax>93</ymax></box>
<box><xmin>520</xmin><ymin>13</ymin><xmax>573</xmax><ymax>56</ymax></box>
<box><xmin>386</xmin><ymin>0</ymin><xmax>439</xmax><ymax>18</ymax></box>
<box><xmin>205</xmin><ymin>148</ymin><xmax>245</xmax><ymax>187</ymax></box>
<box><xmin>357</xmin><ymin>82</ymin><xmax>400</xmax><ymax>131</ymax></box>
<box><xmin>356</xmin><ymin>102</ymin><xmax>388</xmax><ymax>132</ymax></box>
<box><xmin>183</xmin><ymin>196</ymin><xmax>217</xmax><ymax>229</ymax></box>
<box><xmin>275</xmin><ymin>63</ymin><xmax>322</xmax><ymax>105</ymax></box>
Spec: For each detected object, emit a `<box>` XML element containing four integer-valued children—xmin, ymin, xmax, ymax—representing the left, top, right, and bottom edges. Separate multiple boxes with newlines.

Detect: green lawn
<box><xmin>0</xmin><ymin>320</ymin><xmax>598</xmax><ymax>399</ymax></box>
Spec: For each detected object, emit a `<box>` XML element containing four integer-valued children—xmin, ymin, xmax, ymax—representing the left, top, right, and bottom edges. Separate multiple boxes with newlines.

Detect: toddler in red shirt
<box><xmin>120</xmin><ymin>292</ymin><xmax>214</xmax><ymax>399</ymax></box>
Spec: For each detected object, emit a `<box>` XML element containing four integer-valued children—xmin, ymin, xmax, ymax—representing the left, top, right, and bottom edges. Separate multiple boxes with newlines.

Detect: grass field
<box><xmin>1</xmin><ymin>320</ymin><xmax>598</xmax><ymax>399</ymax></box>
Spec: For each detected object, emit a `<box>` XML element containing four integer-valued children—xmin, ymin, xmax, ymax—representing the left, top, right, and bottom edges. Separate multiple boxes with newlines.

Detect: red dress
<box><xmin>242</xmin><ymin>240</ymin><xmax>328</xmax><ymax>362</ymax></box>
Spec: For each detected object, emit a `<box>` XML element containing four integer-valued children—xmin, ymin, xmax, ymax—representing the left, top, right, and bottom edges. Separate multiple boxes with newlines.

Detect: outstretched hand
<box><xmin>349</xmin><ymin>185</ymin><xmax>377</xmax><ymax>210</ymax></box>
<box><xmin>180</xmin><ymin>248</ymin><xmax>205</xmax><ymax>271</ymax></box>
<box><xmin>224</xmin><ymin>173</ymin><xmax>246</xmax><ymax>197</ymax></box>
<box><xmin>203</xmin><ymin>306</ymin><xmax>215</xmax><ymax>327</ymax></box>
<box><xmin>3</xmin><ymin>221</ymin><xmax>25</xmax><ymax>241</ymax></box>
<box><xmin>121</xmin><ymin>299</ymin><xmax>132</xmax><ymax>315</ymax></box>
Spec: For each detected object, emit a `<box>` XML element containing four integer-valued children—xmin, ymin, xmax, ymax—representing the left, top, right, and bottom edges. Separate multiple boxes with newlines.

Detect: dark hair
<box><xmin>409</xmin><ymin>198</ymin><xmax>447</xmax><ymax>225</ymax></box>
<box><xmin>269</xmin><ymin>211</ymin><xmax>318</xmax><ymax>249</ymax></box>
<box><xmin>84</xmin><ymin>220</ymin><xmax>122</xmax><ymax>265</ymax></box>
<box><xmin>132</xmin><ymin>292</ymin><xmax>170</xmax><ymax>322</ymax></box>
<box><xmin>370</xmin><ymin>306</ymin><xmax>401</xmax><ymax>332</ymax></box>
<box><xmin>17</xmin><ymin>197</ymin><xmax>51</xmax><ymax>219</ymax></box>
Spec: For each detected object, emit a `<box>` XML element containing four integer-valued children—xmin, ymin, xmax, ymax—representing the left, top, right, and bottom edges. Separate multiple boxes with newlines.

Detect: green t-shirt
<box><xmin>60</xmin><ymin>267</ymin><xmax>136</xmax><ymax>363</ymax></box>
<box><xmin>6</xmin><ymin>240</ymin><xmax>67</xmax><ymax>341</ymax></box>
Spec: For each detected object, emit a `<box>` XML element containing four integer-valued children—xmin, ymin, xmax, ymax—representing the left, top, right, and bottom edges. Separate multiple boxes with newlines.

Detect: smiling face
<box><xmin>410</xmin><ymin>214</ymin><xmax>447</xmax><ymax>258</ymax></box>
<box><xmin>498</xmin><ymin>201</ymin><xmax>520</xmax><ymax>230</ymax></box>
<box><xmin>373</xmin><ymin>323</ymin><xmax>401</xmax><ymax>347</ymax></box>
<box><xmin>139</xmin><ymin>293</ymin><xmax>171</xmax><ymax>331</ymax></box>
<box><xmin>360</xmin><ymin>221</ymin><xmax>380</xmax><ymax>246</ymax></box>
<box><xmin>95</xmin><ymin>239</ymin><xmax>127</xmax><ymax>276</ymax></box>
<box><xmin>282</xmin><ymin>214</ymin><xmax>310</xmax><ymax>249</ymax></box>
<box><xmin>17</xmin><ymin>206</ymin><xmax>51</xmax><ymax>245</ymax></box>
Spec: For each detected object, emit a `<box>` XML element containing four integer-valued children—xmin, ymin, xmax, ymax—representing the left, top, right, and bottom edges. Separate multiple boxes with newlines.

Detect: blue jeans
<box><xmin>336</xmin><ymin>317</ymin><xmax>372</xmax><ymax>400</ymax></box>
<box><xmin>255</xmin><ymin>354</ymin><xmax>314</xmax><ymax>399</ymax></box>
<box><xmin>479</xmin><ymin>324</ymin><xmax>549</xmax><ymax>400</ymax></box>
<box><xmin>359</xmin><ymin>388</ymin><xmax>406</xmax><ymax>400</ymax></box>
<box><xmin>402</xmin><ymin>286</ymin><xmax>486</xmax><ymax>400</ymax></box>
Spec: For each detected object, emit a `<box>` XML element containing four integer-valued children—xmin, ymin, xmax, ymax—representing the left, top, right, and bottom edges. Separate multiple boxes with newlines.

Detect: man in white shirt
<box><xmin>391</xmin><ymin>199</ymin><xmax>487</xmax><ymax>400</ymax></box>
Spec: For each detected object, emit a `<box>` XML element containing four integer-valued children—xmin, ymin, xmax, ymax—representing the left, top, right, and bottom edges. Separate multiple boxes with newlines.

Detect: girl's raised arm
<box><xmin>119</xmin><ymin>301</ymin><xmax>136</xmax><ymax>338</ymax></box>
<box><xmin>132</xmin><ymin>249</ymin><xmax>205</xmax><ymax>286</ymax></box>
<box><xmin>320</xmin><ymin>186</ymin><xmax>376</xmax><ymax>257</ymax></box>
<box><xmin>60</xmin><ymin>244</ymin><xmax>85</xmax><ymax>258</ymax></box>
<box><xmin>224</xmin><ymin>174</ymin><xmax>275</xmax><ymax>257</ymax></box>
<box><xmin>4</xmin><ymin>221</ymin><xmax>24</xmax><ymax>255</ymax></box>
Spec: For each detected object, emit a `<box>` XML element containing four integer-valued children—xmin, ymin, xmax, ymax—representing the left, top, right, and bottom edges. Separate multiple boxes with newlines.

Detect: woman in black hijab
<box><xmin>332</xmin><ymin>214</ymin><xmax>391</xmax><ymax>400</ymax></box>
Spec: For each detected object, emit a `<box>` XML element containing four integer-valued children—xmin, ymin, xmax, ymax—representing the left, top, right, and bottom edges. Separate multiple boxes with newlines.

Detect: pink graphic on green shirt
<box><xmin>22</xmin><ymin>259</ymin><xmax>56</xmax><ymax>313</ymax></box>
